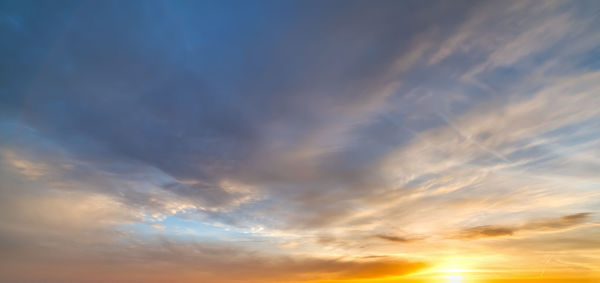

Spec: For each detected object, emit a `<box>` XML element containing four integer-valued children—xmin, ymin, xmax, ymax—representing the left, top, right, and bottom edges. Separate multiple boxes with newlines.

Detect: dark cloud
<box><xmin>0</xmin><ymin>229</ymin><xmax>427</xmax><ymax>283</ymax></box>
<box><xmin>456</xmin><ymin>213</ymin><xmax>592</xmax><ymax>239</ymax></box>
<box><xmin>374</xmin><ymin>234</ymin><xmax>424</xmax><ymax>243</ymax></box>
<box><xmin>523</xmin><ymin>213</ymin><xmax>592</xmax><ymax>230</ymax></box>
<box><xmin>0</xmin><ymin>0</ymin><xmax>470</xmax><ymax>217</ymax></box>
<box><xmin>489</xmin><ymin>225</ymin><xmax>600</xmax><ymax>252</ymax></box>
<box><xmin>0</xmin><ymin>159</ymin><xmax>427</xmax><ymax>282</ymax></box>
<box><xmin>457</xmin><ymin>225</ymin><xmax>516</xmax><ymax>239</ymax></box>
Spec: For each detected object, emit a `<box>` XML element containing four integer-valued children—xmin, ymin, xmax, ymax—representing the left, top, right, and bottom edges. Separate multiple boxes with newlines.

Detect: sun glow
<box><xmin>446</xmin><ymin>274</ymin><xmax>463</xmax><ymax>283</ymax></box>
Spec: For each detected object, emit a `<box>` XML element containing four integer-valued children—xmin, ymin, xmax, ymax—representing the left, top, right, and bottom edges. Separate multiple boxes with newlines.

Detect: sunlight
<box><xmin>446</xmin><ymin>274</ymin><xmax>463</xmax><ymax>283</ymax></box>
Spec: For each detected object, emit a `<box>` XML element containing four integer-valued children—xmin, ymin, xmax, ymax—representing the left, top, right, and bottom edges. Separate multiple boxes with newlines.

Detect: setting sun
<box><xmin>446</xmin><ymin>275</ymin><xmax>463</xmax><ymax>283</ymax></box>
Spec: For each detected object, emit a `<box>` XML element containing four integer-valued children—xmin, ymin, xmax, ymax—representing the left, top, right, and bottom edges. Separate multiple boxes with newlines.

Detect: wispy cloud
<box><xmin>374</xmin><ymin>234</ymin><xmax>425</xmax><ymax>243</ymax></box>
<box><xmin>455</xmin><ymin>213</ymin><xmax>593</xmax><ymax>239</ymax></box>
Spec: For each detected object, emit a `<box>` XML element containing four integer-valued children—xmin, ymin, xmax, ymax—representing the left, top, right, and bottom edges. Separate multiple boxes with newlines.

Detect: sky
<box><xmin>1</xmin><ymin>0</ymin><xmax>600</xmax><ymax>282</ymax></box>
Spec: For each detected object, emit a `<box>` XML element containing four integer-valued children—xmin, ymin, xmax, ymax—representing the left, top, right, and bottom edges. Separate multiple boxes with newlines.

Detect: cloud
<box><xmin>523</xmin><ymin>213</ymin><xmax>592</xmax><ymax>231</ymax></box>
<box><xmin>374</xmin><ymin>234</ymin><xmax>425</xmax><ymax>243</ymax></box>
<box><xmin>0</xmin><ymin>232</ymin><xmax>427</xmax><ymax>283</ymax></box>
<box><xmin>0</xmin><ymin>144</ymin><xmax>428</xmax><ymax>282</ymax></box>
<box><xmin>1</xmin><ymin>0</ymin><xmax>600</xmax><ymax>281</ymax></box>
<box><xmin>456</xmin><ymin>213</ymin><xmax>593</xmax><ymax>239</ymax></box>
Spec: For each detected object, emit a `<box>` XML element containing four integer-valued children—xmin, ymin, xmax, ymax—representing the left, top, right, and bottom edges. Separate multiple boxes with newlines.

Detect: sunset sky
<box><xmin>1</xmin><ymin>0</ymin><xmax>600</xmax><ymax>282</ymax></box>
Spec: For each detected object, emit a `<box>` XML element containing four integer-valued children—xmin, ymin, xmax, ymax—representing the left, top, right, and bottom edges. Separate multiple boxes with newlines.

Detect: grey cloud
<box><xmin>456</xmin><ymin>213</ymin><xmax>593</xmax><ymax>239</ymax></box>
<box><xmin>374</xmin><ymin>234</ymin><xmax>424</xmax><ymax>243</ymax></box>
<box><xmin>2</xmin><ymin>0</ymin><xmax>597</xmax><ymax>237</ymax></box>
<box><xmin>489</xmin><ymin>225</ymin><xmax>600</xmax><ymax>252</ymax></box>
<box><xmin>523</xmin><ymin>213</ymin><xmax>592</xmax><ymax>231</ymax></box>
<box><xmin>0</xmin><ymin>0</ymin><xmax>467</xmax><ymax>223</ymax></box>
<box><xmin>0</xmin><ymin>154</ymin><xmax>428</xmax><ymax>282</ymax></box>
<box><xmin>457</xmin><ymin>225</ymin><xmax>516</xmax><ymax>239</ymax></box>
<box><xmin>0</xmin><ymin>230</ymin><xmax>427</xmax><ymax>283</ymax></box>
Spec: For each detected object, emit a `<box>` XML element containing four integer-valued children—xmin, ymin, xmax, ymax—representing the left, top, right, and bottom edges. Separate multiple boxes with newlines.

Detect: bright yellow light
<box><xmin>439</xmin><ymin>268</ymin><xmax>471</xmax><ymax>274</ymax></box>
<box><xmin>446</xmin><ymin>274</ymin><xmax>463</xmax><ymax>283</ymax></box>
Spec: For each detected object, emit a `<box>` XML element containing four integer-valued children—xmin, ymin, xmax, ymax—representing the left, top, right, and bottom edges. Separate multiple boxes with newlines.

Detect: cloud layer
<box><xmin>1</xmin><ymin>0</ymin><xmax>600</xmax><ymax>282</ymax></box>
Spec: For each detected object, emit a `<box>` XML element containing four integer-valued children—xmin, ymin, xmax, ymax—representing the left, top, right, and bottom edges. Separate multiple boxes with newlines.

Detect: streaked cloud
<box><xmin>374</xmin><ymin>234</ymin><xmax>425</xmax><ymax>243</ymax></box>
<box><xmin>456</xmin><ymin>213</ymin><xmax>593</xmax><ymax>239</ymax></box>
